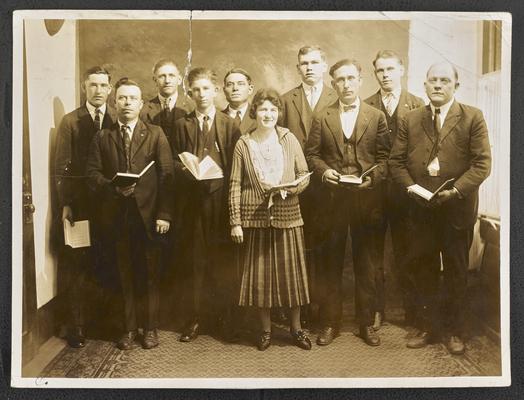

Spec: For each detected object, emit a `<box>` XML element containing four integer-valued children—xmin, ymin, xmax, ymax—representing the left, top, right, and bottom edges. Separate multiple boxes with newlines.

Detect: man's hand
<box><xmin>407</xmin><ymin>186</ymin><xmax>432</xmax><ymax>208</ymax></box>
<box><xmin>156</xmin><ymin>219</ymin><xmax>170</xmax><ymax>234</ymax></box>
<box><xmin>432</xmin><ymin>188</ymin><xmax>459</xmax><ymax>206</ymax></box>
<box><xmin>181</xmin><ymin>166</ymin><xmax>197</xmax><ymax>181</ymax></box>
<box><xmin>355</xmin><ymin>175</ymin><xmax>373</xmax><ymax>190</ymax></box>
<box><xmin>62</xmin><ymin>206</ymin><xmax>74</xmax><ymax>226</ymax></box>
<box><xmin>116</xmin><ymin>183</ymin><xmax>136</xmax><ymax>197</ymax></box>
<box><xmin>231</xmin><ymin>225</ymin><xmax>243</xmax><ymax>244</ymax></box>
<box><xmin>322</xmin><ymin>169</ymin><xmax>340</xmax><ymax>186</ymax></box>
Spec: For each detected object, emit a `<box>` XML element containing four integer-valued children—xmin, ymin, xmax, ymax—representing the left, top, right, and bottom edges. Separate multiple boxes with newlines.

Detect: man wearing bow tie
<box><xmin>389</xmin><ymin>62</ymin><xmax>491</xmax><ymax>355</ymax></box>
<box><xmin>306</xmin><ymin>59</ymin><xmax>390</xmax><ymax>347</ymax></box>
<box><xmin>365</xmin><ymin>50</ymin><xmax>425</xmax><ymax>330</ymax></box>
<box><xmin>54</xmin><ymin>66</ymin><xmax>115</xmax><ymax>348</ymax></box>
<box><xmin>87</xmin><ymin>78</ymin><xmax>174</xmax><ymax>350</ymax></box>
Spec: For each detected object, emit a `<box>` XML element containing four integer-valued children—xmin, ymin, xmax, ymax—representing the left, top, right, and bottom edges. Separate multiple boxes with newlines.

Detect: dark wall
<box><xmin>78</xmin><ymin>19</ymin><xmax>410</xmax><ymax>108</ymax></box>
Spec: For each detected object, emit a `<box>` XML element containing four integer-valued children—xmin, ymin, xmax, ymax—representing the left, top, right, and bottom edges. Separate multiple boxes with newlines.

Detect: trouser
<box><xmin>116</xmin><ymin>200</ymin><xmax>160</xmax><ymax>332</ymax></box>
<box><xmin>408</xmin><ymin>205</ymin><xmax>473</xmax><ymax>336</ymax></box>
<box><xmin>61</xmin><ymin>245</ymin><xmax>91</xmax><ymax>328</ymax></box>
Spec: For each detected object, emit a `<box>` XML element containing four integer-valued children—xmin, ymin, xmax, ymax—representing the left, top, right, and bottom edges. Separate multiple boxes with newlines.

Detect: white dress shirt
<box><xmin>86</xmin><ymin>101</ymin><xmax>107</xmax><ymax>123</ymax></box>
<box><xmin>225</xmin><ymin>102</ymin><xmax>249</xmax><ymax>120</ymax></box>
<box><xmin>158</xmin><ymin>91</ymin><xmax>179</xmax><ymax>111</ymax></box>
<box><xmin>118</xmin><ymin>118</ymin><xmax>139</xmax><ymax>141</ymax></box>
<box><xmin>195</xmin><ymin>106</ymin><xmax>217</xmax><ymax>130</ymax></box>
<box><xmin>339</xmin><ymin>98</ymin><xmax>360</xmax><ymax>139</ymax></box>
<box><xmin>430</xmin><ymin>97</ymin><xmax>455</xmax><ymax>129</ymax></box>
<box><xmin>303</xmin><ymin>82</ymin><xmax>323</xmax><ymax>110</ymax></box>
<box><xmin>380</xmin><ymin>88</ymin><xmax>401</xmax><ymax>116</ymax></box>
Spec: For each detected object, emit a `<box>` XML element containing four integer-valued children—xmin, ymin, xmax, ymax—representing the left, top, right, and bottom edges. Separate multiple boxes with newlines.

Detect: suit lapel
<box><xmin>130</xmin><ymin>120</ymin><xmax>148</xmax><ymax>160</ymax></box>
<box><xmin>108</xmin><ymin>123</ymin><xmax>125</xmax><ymax>156</ymax></box>
<box><xmin>421</xmin><ymin>105</ymin><xmax>435</xmax><ymax>143</ymax></box>
<box><xmin>147</xmin><ymin>98</ymin><xmax>161</xmax><ymax>123</ymax></box>
<box><xmin>324</xmin><ymin>104</ymin><xmax>344</xmax><ymax>157</ymax></box>
<box><xmin>214</xmin><ymin>112</ymin><xmax>228</xmax><ymax>168</ymax></box>
<box><xmin>314</xmin><ymin>86</ymin><xmax>334</xmax><ymax>113</ymax></box>
<box><xmin>439</xmin><ymin>101</ymin><xmax>462</xmax><ymax>143</ymax></box>
<box><xmin>354</xmin><ymin>103</ymin><xmax>371</xmax><ymax>144</ymax></box>
<box><xmin>185</xmin><ymin>112</ymin><xmax>198</xmax><ymax>149</ymax></box>
<box><xmin>396</xmin><ymin>90</ymin><xmax>412</xmax><ymax>121</ymax></box>
<box><xmin>366</xmin><ymin>91</ymin><xmax>382</xmax><ymax>111</ymax></box>
<box><xmin>291</xmin><ymin>86</ymin><xmax>311</xmax><ymax>134</ymax></box>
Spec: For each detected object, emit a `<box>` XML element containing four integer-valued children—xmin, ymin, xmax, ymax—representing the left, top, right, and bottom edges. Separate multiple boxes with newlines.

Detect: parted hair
<box><xmin>152</xmin><ymin>59</ymin><xmax>181</xmax><ymax>75</ymax></box>
<box><xmin>248</xmin><ymin>88</ymin><xmax>283</xmax><ymax>120</ymax></box>
<box><xmin>83</xmin><ymin>66</ymin><xmax>111</xmax><ymax>83</ymax></box>
<box><xmin>114</xmin><ymin>77</ymin><xmax>141</xmax><ymax>94</ymax></box>
<box><xmin>329</xmin><ymin>59</ymin><xmax>362</xmax><ymax>78</ymax></box>
<box><xmin>372</xmin><ymin>50</ymin><xmax>404</xmax><ymax>68</ymax></box>
<box><xmin>223</xmin><ymin>68</ymin><xmax>252</xmax><ymax>85</ymax></box>
<box><xmin>297</xmin><ymin>45</ymin><xmax>326</xmax><ymax>61</ymax></box>
<box><xmin>187</xmin><ymin>67</ymin><xmax>218</xmax><ymax>86</ymax></box>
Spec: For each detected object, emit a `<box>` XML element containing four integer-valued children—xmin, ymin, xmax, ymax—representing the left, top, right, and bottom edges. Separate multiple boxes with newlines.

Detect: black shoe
<box><xmin>117</xmin><ymin>331</ymin><xmax>138</xmax><ymax>350</ymax></box>
<box><xmin>257</xmin><ymin>331</ymin><xmax>271</xmax><ymax>351</ymax></box>
<box><xmin>360</xmin><ymin>325</ymin><xmax>381</xmax><ymax>346</ymax></box>
<box><xmin>142</xmin><ymin>329</ymin><xmax>159</xmax><ymax>349</ymax></box>
<box><xmin>180</xmin><ymin>321</ymin><xmax>200</xmax><ymax>342</ymax></box>
<box><xmin>446</xmin><ymin>335</ymin><xmax>465</xmax><ymax>355</ymax></box>
<box><xmin>67</xmin><ymin>326</ymin><xmax>86</xmax><ymax>348</ymax></box>
<box><xmin>316</xmin><ymin>326</ymin><xmax>339</xmax><ymax>346</ymax></box>
<box><xmin>290</xmin><ymin>329</ymin><xmax>312</xmax><ymax>350</ymax></box>
<box><xmin>372</xmin><ymin>312</ymin><xmax>384</xmax><ymax>331</ymax></box>
<box><xmin>406</xmin><ymin>330</ymin><xmax>431</xmax><ymax>349</ymax></box>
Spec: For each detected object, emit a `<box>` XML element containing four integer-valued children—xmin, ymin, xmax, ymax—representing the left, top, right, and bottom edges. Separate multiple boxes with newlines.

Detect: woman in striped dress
<box><xmin>229</xmin><ymin>88</ymin><xmax>312</xmax><ymax>351</ymax></box>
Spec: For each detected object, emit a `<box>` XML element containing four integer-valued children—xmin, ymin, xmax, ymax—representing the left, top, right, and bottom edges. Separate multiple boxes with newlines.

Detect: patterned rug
<box><xmin>40</xmin><ymin>313</ymin><xmax>501</xmax><ymax>379</ymax></box>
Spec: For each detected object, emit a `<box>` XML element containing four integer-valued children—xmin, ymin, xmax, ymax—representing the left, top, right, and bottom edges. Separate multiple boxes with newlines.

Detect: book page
<box><xmin>272</xmin><ymin>172</ymin><xmax>312</xmax><ymax>190</ymax></box>
<box><xmin>179</xmin><ymin>152</ymin><xmax>201</xmax><ymax>179</ymax></box>
<box><xmin>63</xmin><ymin>220</ymin><xmax>91</xmax><ymax>248</ymax></box>
<box><xmin>199</xmin><ymin>155</ymin><xmax>224</xmax><ymax>180</ymax></box>
<box><xmin>339</xmin><ymin>175</ymin><xmax>362</xmax><ymax>184</ymax></box>
<box><xmin>409</xmin><ymin>184</ymin><xmax>435</xmax><ymax>201</ymax></box>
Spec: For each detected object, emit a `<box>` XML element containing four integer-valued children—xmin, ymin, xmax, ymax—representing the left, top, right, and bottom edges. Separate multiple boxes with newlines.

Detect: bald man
<box><xmin>389</xmin><ymin>62</ymin><xmax>491</xmax><ymax>355</ymax></box>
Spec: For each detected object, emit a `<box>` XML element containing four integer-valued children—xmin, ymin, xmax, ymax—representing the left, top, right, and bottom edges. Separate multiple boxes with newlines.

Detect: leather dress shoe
<box><xmin>360</xmin><ymin>325</ymin><xmax>381</xmax><ymax>346</ymax></box>
<box><xmin>406</xmin><ymin>330</ymin><xmax>431</xmax><ymax>349</ymax></box>
<box><xmin>67</xmin><ymin>326</ymin><xmax>86</xmax><ymax>348</ymax></box>
<box><xmin>180</xmin><ymin>321</ymin><xmax>200</xmax><ymax>342</ymax></box>
<box><xmin>290</xmin><ymin>329</ymin><xmax>312</xmax><ymax>350</ymax></box>
<box><xmin>446</xmin><ymin>335</ymin><xmax>465</xmax><ymax>355</ymax></box>
<box><xmin>316</xmin><ymin>326</ymin><xmax>339</xmax><ymax>346</ymax></box>
<box><xmin>372</xmin><ymin>312</ymin><xmax>384</xmax><ymax>331</ymax></box>
<box><xmin>257</xmin><ymin>331</ymin><xmax>271</xmax><ymax>351</ymax></box>
<box><xmin>142</xmin><ymin>329</ymin><xmax>159</xmax><ymax>349</ymax></box>
<box><xmin>117</xmin><ymin>330</ymin><xmax>138</xmax><ymax>350</ymax></box>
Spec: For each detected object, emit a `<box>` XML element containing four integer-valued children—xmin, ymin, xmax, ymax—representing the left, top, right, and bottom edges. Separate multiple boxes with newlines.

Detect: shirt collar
<box><xmin>158</xmin><ymin>91</ymin><xmax>179</xmax><ymax>109</ymax></box>
<box><xmin>86</xmin><ymin>101</ymin><xmax>107</xmax><ymax>116</ymax></box>
<box><xmin>118</xmin><ymin>118</ymin><xmax>139</xmax><ymax>135</ymax></box>
<box><xmin>226</xmin><ymin>102</ymin><xmax>249</xmax><ymax>119</ymax></box>
<box><xmin>339</xmin><ymin>97</ymin><xmax>360</xmax><ymax>113</ymax></box>
<box><xmin>302</xmin><ymin>81</ymin><xmax>323</xmax><ymax>95</ymax></box>
<box><xmin>380</xmin><ymin>87</ymin><xmax>401</xmax><ymax>100</ymax></box>
<box><xmin>196</xmin><ymin>106</ymin><xmax>217</xmax><ymax>123</ymax></box>
<box><xmin>430</xmin><ymin>97</ymin><xmax>454</xmax><ymax>116</ymax></box>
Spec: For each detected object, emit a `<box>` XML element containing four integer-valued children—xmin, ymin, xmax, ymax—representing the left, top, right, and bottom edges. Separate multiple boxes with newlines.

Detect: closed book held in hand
<box><xmin>111</xmin><ymin>160</ymin><xmax>155</xmax><ymax>187</ymax></box>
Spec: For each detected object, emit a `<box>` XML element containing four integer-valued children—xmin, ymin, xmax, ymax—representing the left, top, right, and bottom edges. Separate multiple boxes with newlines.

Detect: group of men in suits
<box><xmin>54</xmin><ymin>45</ymin><xmax>491</xmax><ymax>355</ymax></box>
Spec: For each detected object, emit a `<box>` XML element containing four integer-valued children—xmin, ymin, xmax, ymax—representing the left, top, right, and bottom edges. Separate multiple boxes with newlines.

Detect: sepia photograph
<box><xmin>11</xmin><ymin>10</ymin><xmax>511</xmax><ymax>389</ymax></box>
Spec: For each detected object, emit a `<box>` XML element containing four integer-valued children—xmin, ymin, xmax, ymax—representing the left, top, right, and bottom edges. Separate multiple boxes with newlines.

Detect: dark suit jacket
<box><xmin>365</xmin><ymin>89</ymin><xmax>425</xmax><ymax>146</ymax></box>
<box><xmin>281</xmin><ymin>84</ymin><xmax>337</xmax><ymax>148</ymax></box>
<box><xmin>222</xmin><ymin>103</ymin><xmax>257</xmax><ymax>135</ymax></box>
<box><xmin>86</xmin><ymin>120</ymin><xmax>174</xmax><ymax>239</ymax></box>
<box><xmin>140</xmin><ymin>92</ymin><xmax>194</xmax><ymax>136</ymax></box>
<box><xmin>388</xmin><ymin>101</ymin><xmax>492</xmax><ymax>228</ymax></box>
<box><xmin>55</xmin><ymin>104</ymin><xmax>115</xmax><ymax>219</ymax></box>
<box><xmin>170</xmin><ymin>111</ymin><xmax>241</xmax><ymax>235</ymax></box>
<box><xmin>306</xmin><ymin>100</ymin><xmax>390</xmax><ymax>184</ymax></box>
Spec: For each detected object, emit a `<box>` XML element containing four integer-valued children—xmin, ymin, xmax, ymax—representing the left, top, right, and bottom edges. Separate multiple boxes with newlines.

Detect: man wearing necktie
<box><xmin>171</xmin><ymin>68</ymin><xmax>241</xmax><ymax>343</ymax></box>
<box><xmin>87</xmin><ymin>78</ymin><xmax>174</xmax><ymax>350</ymax></box>
<box><xmin>54</xmin><ymin>66</ymin><xmax>114</xmax><ymax>348</ymax></box>
<box><xmin>140</xmin><ymin>59</ymin><xmax>193</xmax><ymax>137</ymax></box>
<box><xmin>222</xmin><ymin>68</ymin><xmax>256</xmax><ymax>135</ymax></box>
<box><xmin>305</xmin><ymin>59</ymin><xmax>390</xmax><ymax>347</ymax></box>
<box><xmin>389</xmin><ymin>62</ymin><xmax>491</xmax><ymax>355</ymax></box>
<box><xmin>365</xmin><ymin>50</ymin><xmax>425</xmax><ymax>331</ymax></box>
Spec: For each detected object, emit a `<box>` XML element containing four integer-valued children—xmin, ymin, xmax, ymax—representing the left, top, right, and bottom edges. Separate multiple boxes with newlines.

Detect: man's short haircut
<box><xmin>223</xmin><ymin>68</ymin><xmax>252</xmax><ymax>85</ymax></box>
<box><xmin>372</xmin><ymin>50</ymin><xmax>404</xmax><ymax>68</ymax></box>
<box><xmin>83</xmin><ymin>66</ymin><xmax>111</xmax><ymax>83</ymax></box>
<box><xmin>114</xmin><ymin>77</ymin><xmax>142</xmax><ymax>94</ymax></box>
<box><xmin>152</xmin><ymin>59</ymin><xmax>181</xmax><ymax>75</ymax></box>
<box><xmin>249</xmin><ymin>88</ymin><xmax>283</xmax><ymax>120</ymax></box>
<box><xmin>426</xmin><ymin>62</ymin><xmax>459</xmax><ymax>82</ymax></box>
<box><xmin>187</xmin><ymin>67</ymin><xmax>218</xmax><ymax>86</ymax></box>
<box><xmin>329</xmin><ymin>59</ymin><xmax>362</xmax><ymax>78</ymax></box>
<box><xmin>298</xmin><ymin>45</ymin><xmax>326</xmax><ymax>62</ymax></box>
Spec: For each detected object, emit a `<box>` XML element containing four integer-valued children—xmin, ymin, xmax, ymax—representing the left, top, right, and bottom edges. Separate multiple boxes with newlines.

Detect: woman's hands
<box><xmin>231</xmin><ymin>225</ymin><xmax>244</xmax><ymax>244</ymax></box>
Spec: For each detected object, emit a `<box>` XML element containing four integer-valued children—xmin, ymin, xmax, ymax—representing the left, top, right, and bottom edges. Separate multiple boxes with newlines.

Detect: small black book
<box><xmin>111</xmin><ymin>161</ymin><xmax>155</xmax><ymax>187</ymax></box>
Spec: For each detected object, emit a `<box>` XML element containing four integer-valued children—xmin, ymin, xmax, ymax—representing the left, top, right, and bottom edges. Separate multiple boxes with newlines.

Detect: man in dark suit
<box><xmin>280</xmin><ymin>46</ymin><xmax>338</xmax><ymax>326</ymax></box>
<box><xmin>54</xmin><ymin>66</ymin><xmax>114</xmax><ymax>348</ymax></box>
<box><xmin>140</xmin><ymin>59</ymin><xmax>193</xmax><ymax>136</ymax></box>
<box><xmin>170</xmin><ymin>67</ymin><xmax>240</xmax><ymax>343</ymax></box>
<box><xmin>364</xmin><ymin>50</ymin><xmax>425</xmax><ymax>330</ymax></box>
<box><xmin>306</xmin><ymin>59</ymin><xmax>390</xmax><ymax>347</ymax></box>
<box><xmin>222</xmin><ymin>68</ymin><xmax>256</xmax><ymax>134</ymax></box>
<box><xmin>87</xmin><ymin>78</ymin><xmax>174</xmax><ymax>350</ymax></box>
<box><xmin>389</xmin><ymin>61</ymin><xmax>491</xmax><ymax>355</ymax></box>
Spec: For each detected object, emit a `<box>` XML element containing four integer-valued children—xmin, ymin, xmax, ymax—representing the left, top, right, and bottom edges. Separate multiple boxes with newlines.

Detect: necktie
<box><xmin>235</xmin><ymin>110</ymin><xmax>242</xmax><ymax>124</ymax></box>
<box><xmin>428</xmin><ymin>108</ymin><xmax>441</xmax><ymax>176</ymax></box>
<box><xmin>121</xmin><ymin>124</ymin><xmax>131</xmax><ymax>172</ymax></box>
<box><xmin>161</xmin><ymin>98</ymin><xmax>170</xmax><ymax>126</ymax></box>
<box><xmin>94</xmin><ymin>108</ymin><xmax>102</xmax><ymax>130</ymax></box>
<box><xmin>309</xmin><ymin>86</ymin><xmax>317</xmax><ymax>109</ymax></box>
<box><xmin>202</xmin><ymin>115</ymin><xmax>210</xmax><ymax>135</ymax></box>
<box><xmin>383</xmin><ymin>93</ymin><xmax>395</xmax><ymax>116</ymax></box>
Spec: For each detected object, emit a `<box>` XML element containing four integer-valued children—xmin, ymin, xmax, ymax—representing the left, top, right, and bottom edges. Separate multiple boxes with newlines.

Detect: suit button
<box><xmin>269</xmin><ymin>216</ymin><xmax>274</xmax><ymax>220</ymax></box>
